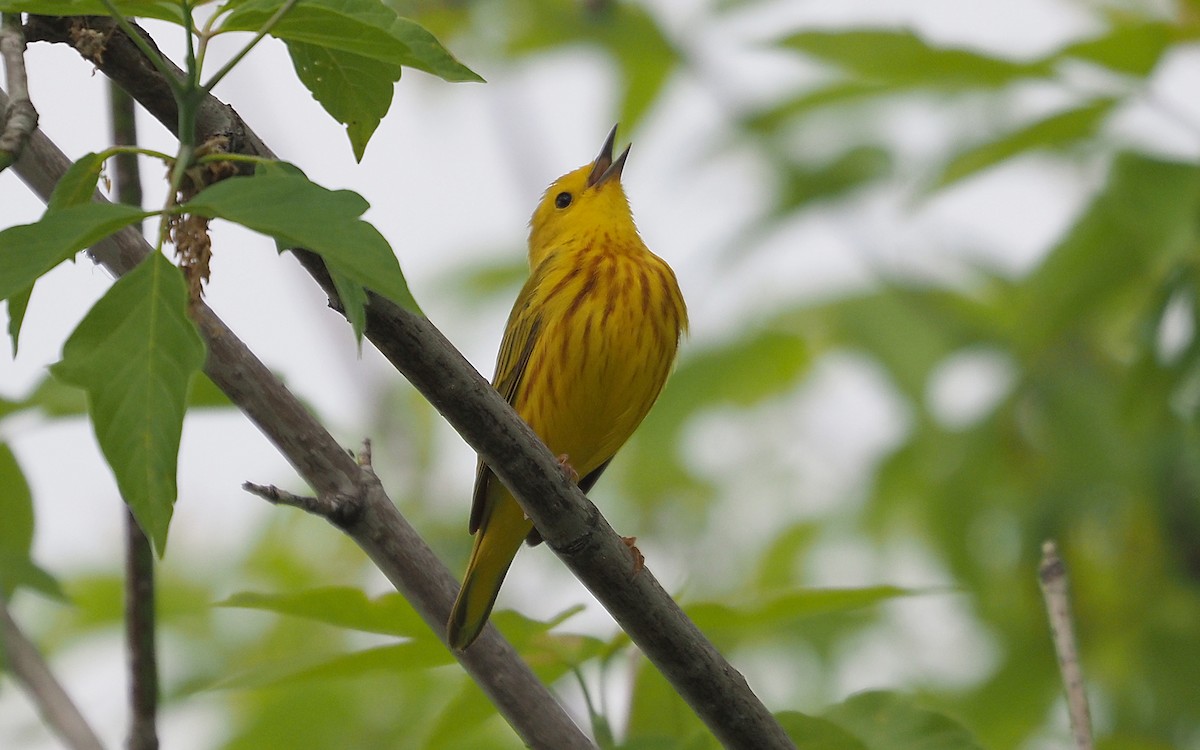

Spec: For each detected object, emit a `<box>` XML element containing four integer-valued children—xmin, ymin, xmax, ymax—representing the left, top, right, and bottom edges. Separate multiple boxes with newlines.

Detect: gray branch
<box><xmin>15</xmin><ymin>15</ymin><xmax>796</xmax><ymax>748</ymax></box>
<box><xmin>2</xmin><ymin>86</ymin><xmax>594</xmax><ymax>750</ymax></box>
<box><xmin>1</xmin><ymin>598</ymin><xmax>107</xmax><ymax>750</ymax></box>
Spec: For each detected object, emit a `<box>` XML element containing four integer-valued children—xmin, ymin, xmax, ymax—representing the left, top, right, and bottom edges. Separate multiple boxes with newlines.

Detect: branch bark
<box><xmin>3</xmin><ymin>87</ymin><xmax>595</xmax><ymax>750</ymax></box>
<box><xmin>0</xmin><ymin>12</ymin><xmax>37</xmax><ymax>171</ymax></box>
<box><xmin>16</xmin><ymin>15</ymin><xmax>796</xmax><ymax>748</ymax></box>
<box><xmin>1038</xmin><ymin>541</ymin><xmax>1094</xmax><ymax>750</ymax></box>
<box><xmin>1</xmin><ymin>598</ymin><xmax>107</xmax><ymax>750</ymax></box>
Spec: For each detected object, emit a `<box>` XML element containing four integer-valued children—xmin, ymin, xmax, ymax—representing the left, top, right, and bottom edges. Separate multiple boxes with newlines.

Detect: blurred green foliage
<box><xmin>5</xmin><ymin>0</ymin><xmax>1200</xmax><ymax>748</ymax></box>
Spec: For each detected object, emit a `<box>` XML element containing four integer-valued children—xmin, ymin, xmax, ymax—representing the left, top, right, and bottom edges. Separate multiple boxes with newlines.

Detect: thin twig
<box><xmin>243</xmin><ymin>482</ymin><xmax>340</xmax><ymax>517</ymax></box>
<box><xmin>0</xmin><ymin>12</ymin><xmax>37</xmax><ymax>171</ymax></box>
<box><xmin>109</xmin><ymin>77</ymin><xmax>159</xmax><ymax>750</ymax></box>
<box><xmin>122</xmin><ymin>510</ymin><xmax>159</xmax><ymax>750</ymax></box>
<box><xmin>1038</xmin><ymin>540</ymin><xmax>1095</xmax><ymax>750</ymax></box>
<box><xmin>1</xmin><ymin>598</ymin><xmax>108</xmax><ymax>750</ymax></box>
<box><xmin>201</xmin><ymin>0</ymin><xmax>302</xmax><ymax>92</ymax></box>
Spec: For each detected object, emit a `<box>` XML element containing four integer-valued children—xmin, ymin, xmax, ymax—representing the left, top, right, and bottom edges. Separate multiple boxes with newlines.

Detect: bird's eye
<box><xmin>555</xmin><ymin>192</ymin><xmax>572</xmax><ymax>209</ymax></box>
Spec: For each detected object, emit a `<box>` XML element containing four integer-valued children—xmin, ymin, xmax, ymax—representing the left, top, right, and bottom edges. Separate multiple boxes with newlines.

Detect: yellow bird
<box><xmin>447</xmin><ymin>126</ymin><xmax>688</xmax><ymax>650</ymax></box>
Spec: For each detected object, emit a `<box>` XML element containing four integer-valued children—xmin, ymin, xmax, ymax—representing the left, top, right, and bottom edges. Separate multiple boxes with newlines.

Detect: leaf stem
<box><xmin>95</xmin><ymin>0</ymin><xmax>183</xmax><ymax>96</ymax></box>
<box><xmin>202</xmin><ymin>0</ymin><xmax>303</xmax><ymax>93</ymax></box>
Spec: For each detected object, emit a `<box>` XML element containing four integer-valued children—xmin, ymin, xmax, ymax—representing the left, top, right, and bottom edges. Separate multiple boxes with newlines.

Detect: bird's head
<box><xmin>528</xmin><ymin>125</ymin><xmax>637</xmax><ymax>268</ymax></box>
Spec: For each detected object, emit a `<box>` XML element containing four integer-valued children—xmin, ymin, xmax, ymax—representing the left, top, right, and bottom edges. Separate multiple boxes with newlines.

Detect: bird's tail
<box><xmin>447</xmin><ymin>497</ymin><xmax>530</xmax><ymax>651</ymax></box>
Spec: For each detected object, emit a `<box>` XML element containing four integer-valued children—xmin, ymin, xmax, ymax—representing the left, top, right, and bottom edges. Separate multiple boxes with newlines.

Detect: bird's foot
<box><xmin>622</xmin><ymin>536</ymin><xmax>644</xmax><ymax>576</ymax></box>
<box><xmin>556</xmin><ymin>453</ymin><xmax>580</xmax><ymax>483</ymax></box>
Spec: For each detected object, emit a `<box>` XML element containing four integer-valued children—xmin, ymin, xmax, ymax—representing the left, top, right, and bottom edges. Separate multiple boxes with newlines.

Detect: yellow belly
<box><xmin>514</xmin><ymin>249</ymin><xmax>683</xmax><ymax>476</ymax></box>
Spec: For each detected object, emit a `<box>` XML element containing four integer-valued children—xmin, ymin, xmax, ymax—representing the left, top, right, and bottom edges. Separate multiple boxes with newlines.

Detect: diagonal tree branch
<box><xmin>1</xmin><ymin>598</ymin><xmax>107</xmax><ymax>750</ymax></box>
<box><xmin>17</xmin><ymin>15</ymin><xmax>796</xmax><ymax>748</ymax></box>
<box><xmin>3</xmin><ymin>86</ymin><xmax>595</xmax><ymax>750</ymax></box>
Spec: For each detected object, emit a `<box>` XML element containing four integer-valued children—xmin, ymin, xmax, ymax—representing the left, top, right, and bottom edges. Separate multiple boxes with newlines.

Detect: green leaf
<box><xmin>775</xmin><ymin>711</ymin><xmax>868</xmax><ymax>750</ymax></box>
<box><xmin>0</xmin><ymin>0</ymin><xmax>187</xmax><ymax>24</ymax></box>
<box><xmin>6</xmin><ymin>284</ymin><xmax>32</xmax><ymax>356</ymax></box>
<box><xmin>218</xmin><ymin>642</ymin><xmax>454</xmax><ymax>689</ymax></box>
<box><xmin>743</xmin><ymin>81</ymin><xmax>891</xmax><ymax>135</ymax></box>
<box><xmin>328</xmin><ymin>267</ymin><xmax>370</xmax><ymax>344</ymax></box>
<box><xmin>775</xmin><ymin>285</ymin><xmax>1003</xmax><ymax>402</ymax></box>
<box><xmin>0</xmin><ymin>203</ymin><xmax>154</xmax><ymax>302</ymax></box>
<box><xmin>625</xmin><ymin>656</ymin><xmax>714</xmax><ymax>748</ymax></box>
<box><xmin>218</xmin><ymin>587</ymin><xmax>427</xmax><ymax>637</ymax></box>
<box><xmin>183</xmin><ymin>163</ymin><xmax>421</xmax><ymax>314</ymax></box>
<box><xmin>1013</xmin><ymin>154</ymin><xmax>1200</xmax><ymax>351</ymax></box>
<box><xmin>48</xmin><ymin>152</ymin><xmax>106</xmax><ymax>210</ymax></box>
<box><xmin>50</xmin><ymin>253</ymin><xmax>207</xmax><ymax>555</ymax></box>
<box><xmin>775</xmin><ymin>146</ymin><xmax>892</xmax><ymax>215</ymax></box>
<box><xmin>1059</xmin><ymin>21</ymin><xmax>1173</xmax><ymax>76</ymax></box>
<box><xmin>685</xmin><ymin>586</ymin><xmax>916</xmax><ymax>644</ymax></box>
<box><xmin>285</xmin><ymin>41</ymin><xmax>398</xmax><ymax>162</ymax></box>
<box><xmin>823</xmin><ymin>691</ymin><xmax>984</xmax><ymax>749</ymax></box>
<box><xmin>932</xmin><ymin>98</ymin><xmax>1117</xmax><ymax>190</ymax></box>
<box><xmin>220</xmin><ymin>0</ymin><xmax>482</xmax><ymax>83</ymax></box>
<box><xmin>780</xmin><ymin>29</ymin><xmax>1053</xmax><ymax>89</ymax></box>
<box><xmin>0</xmin><ymin>445</ymin><xmax>63</xmax><ymax>599</ymax></box>
<box><xmin>0</xmin><ymin>445</ymin><xmax>33</xmax><ymax>574</ymax></box>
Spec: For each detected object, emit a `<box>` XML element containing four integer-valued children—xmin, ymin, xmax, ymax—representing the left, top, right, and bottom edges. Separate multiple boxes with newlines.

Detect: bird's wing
<box><xmin>468</xmin><ymin>276</ymin><xmax>543</xmax><ymax>534</ymax></box>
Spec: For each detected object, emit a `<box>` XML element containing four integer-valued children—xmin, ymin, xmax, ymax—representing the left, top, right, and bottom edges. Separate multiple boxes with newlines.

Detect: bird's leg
<box><xmin>622</xmin><ymin>536</ymin><xmax>645</xmax><ymax>576</ymax></box>
<box><xmin>556</xmin><ymin>453</ymin><xmax>580</xmax><ymax>483</ymax></box>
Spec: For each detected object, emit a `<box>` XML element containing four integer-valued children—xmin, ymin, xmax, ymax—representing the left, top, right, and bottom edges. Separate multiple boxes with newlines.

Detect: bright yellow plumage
<box><xmin>446</xmin><ymin>126</ymin><xmax>687</xmax><ymax>650</ymax></box>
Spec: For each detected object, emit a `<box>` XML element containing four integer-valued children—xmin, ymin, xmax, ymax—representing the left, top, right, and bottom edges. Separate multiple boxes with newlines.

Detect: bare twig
<box><xmin>243</xmin><ymin>482</ymin><xmax>340</xmax><ymax>517</ymax></box>
<box><xmin>1038</xmin><ymin>540</ymin><xmax>1095</xmax><ymax>750</ymax></box>
<box><xmin>1</xmin><ymin>598</ymin><xmax>108</xmax><ymax>750</ymax></box>
<box><xmin>15</xmin><ymin>18</ymin><xmax>796</xmax><ymax>747</ymax></box>
<box><xmin>0</xmin><ymin>12</ymin><xmax>37</xmax><ymax>171</ymax></box>
<box><xmin>108</xmin><ymin>77</ymin><xmax>159</xmax><ymax>750</ymax></box>
<box><xmin>3</xmin><ymin>88</ymin><xmax>595</xmax><ymax>750</ymax></box>
<box><xmin>122</xmin><ymin>509</ymin><xmax>158</xmax><ymax>750</ymax></box>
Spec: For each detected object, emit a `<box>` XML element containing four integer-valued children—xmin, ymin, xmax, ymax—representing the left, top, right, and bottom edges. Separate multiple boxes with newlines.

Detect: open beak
<box><xmin>586</xmin><ymin>124</ymin><xmax>630</xmax><ymax>188</ymax></box>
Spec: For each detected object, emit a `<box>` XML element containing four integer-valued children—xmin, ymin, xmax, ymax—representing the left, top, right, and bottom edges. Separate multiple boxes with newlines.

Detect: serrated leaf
<box><xmin>781</xmin><ymin>29</ymin><xmax>1052</xmax><ymax>89</ymax></box>
<box><xmin>0</xmin><ymin>0</ymin><xmax>187</xmax><ymax>23</ymax></box>
<box><xmin>50</xmin><ymin>253</ymin><xmax>207</xmax><ymax>555</ymax></box>
<box><xmin>221</xmin><ymin>0</ymin><xmax>482</xmax><ymax>83</ymax></box>
<box><xmin>218</xmin><ymin>587</ymin><xmax>427</xmax><ymax>637</ymax></box>
<box><xmin>48</xmin><ymin>152</ymin><xmax>106</xmax><ymax>210</ymax></box>
<box><xmin>823</xmin><ymin>691</ymin><xmax>984</xmax><ymax>750</ymax></box>
<box><xmin>286</xmin><ymin>41</ymin><xmax>398</xmax><ymax>161</ymax></box>
<box><xmin>933</xmin><ymin>98</ymin><xmax>1116</xmax><ymax>190</ymax></box>
<box><xmin>6</xmin><ymin>284</ymin><xmax>32</xmax><ymax>356</ymax></box>
<box><xmin>183</xmin><ymin>163</ymin><xmax>420</xmax><ymax>314</ymax></box>
<box><xmin>0</xmin><ymin>203</ymin><xmax>154</xmax><ymax>302</ymax></box>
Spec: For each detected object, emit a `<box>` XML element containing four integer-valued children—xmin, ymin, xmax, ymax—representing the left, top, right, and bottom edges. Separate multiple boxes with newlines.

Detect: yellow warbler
<box><xmin>447</xmin><ymin>126</ymin><xmax>688</xmax><ymax>650</ymax></box>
